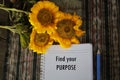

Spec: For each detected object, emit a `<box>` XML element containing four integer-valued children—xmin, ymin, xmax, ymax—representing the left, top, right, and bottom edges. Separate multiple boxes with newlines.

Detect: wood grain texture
<box><xmin>0</xmin><ymin>0</ymin><xmax>120</xmax><ymax>80</ymax></box>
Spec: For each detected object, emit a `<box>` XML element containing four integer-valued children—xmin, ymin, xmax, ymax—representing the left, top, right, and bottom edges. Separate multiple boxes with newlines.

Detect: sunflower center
<box><xmin>56</xmin><ymin>19</ymin><xmax>75</xmax><ymax>39</ymax></box>
<box><xmin>37</xmin><ymin>8</ymin><xmax>53</xmax><ymax>26</ymax></box>
<box><xmin>64</xmin><ymin>26</ymin><xmax>70</xmax><ymax>32</ymax></box>
<box><xmin>34</xmin><ymin>33</ymin><xmax>50</xmax><ymax>46</ymax></box>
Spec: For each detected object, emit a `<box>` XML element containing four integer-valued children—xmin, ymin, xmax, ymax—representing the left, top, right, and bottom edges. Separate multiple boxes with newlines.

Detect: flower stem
<box><xmin>0</xmin><ymin>25</ymin><xmax>17</xmax><ymax>33</ymax></box>
<box><xmin>0</xmin><ymin>4</ymin><xmax>4</xmax><ymax>7</ymax></box>
<box><xmin>0</xmin><ymin>6</ymin><xmax>29</xmax><ymax>15</ymax></box>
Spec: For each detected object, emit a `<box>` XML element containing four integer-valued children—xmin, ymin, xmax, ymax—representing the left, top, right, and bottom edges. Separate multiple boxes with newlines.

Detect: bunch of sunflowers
<box><xmin>0</xmin><ymin>0</ymin><xmax>85</xmax><ymax>54</ymax></box>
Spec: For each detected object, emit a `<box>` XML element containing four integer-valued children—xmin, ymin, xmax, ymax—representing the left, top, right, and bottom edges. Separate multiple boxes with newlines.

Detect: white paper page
<box><xmin>41</xmin><ymin>44</ymin><xmax>93</xmax><ymax>80</ymax></box>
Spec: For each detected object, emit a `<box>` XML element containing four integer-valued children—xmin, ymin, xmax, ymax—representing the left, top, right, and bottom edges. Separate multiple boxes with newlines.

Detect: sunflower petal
<box><xmin>71</xmin><ymin>37</ymin><xmax>80</xmax><ymax>44</ymax></box>
<box><xmin>75</xmin><ymin>30</ymin><xmax>85</xmax><ymax>37</ymax></box>
<box><xmin>59</xmin><ymin>39</ymin><xmax>71</xmax><ymax>48</ymax></box>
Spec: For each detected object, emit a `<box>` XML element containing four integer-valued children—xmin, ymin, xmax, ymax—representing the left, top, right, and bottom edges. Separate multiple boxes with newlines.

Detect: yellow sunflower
<box><xmin>29</xmin><ymin>1</ymin><xmax>59</xmax><ymax>34</ymax></box>
<box><xmin>52</xmin><ymin>12</ymin><xmax>85</xmax><ymax>48</ymax></box>
<box><xmin>29</xmin><ymin>29</ymin><xmax>53</xmax><ymax>54</ymax></box>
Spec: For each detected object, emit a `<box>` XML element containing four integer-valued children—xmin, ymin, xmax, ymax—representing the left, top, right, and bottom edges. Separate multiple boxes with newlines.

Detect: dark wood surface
<box><xmin>0</xmin><ymin>9</ymin><xmax>8</xmax><ymax>79</ymax></box>
<box><xmin>0</xmin><ymin>0</ymin><xmax>120</xmax><ymax>80</ymax></box>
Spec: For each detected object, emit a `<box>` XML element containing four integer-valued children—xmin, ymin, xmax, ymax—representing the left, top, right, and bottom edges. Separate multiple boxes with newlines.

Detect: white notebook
<box><xmin>40</xmin><ymin>43</ymin><xmax>93</xmax><ymax>80</ymax></box>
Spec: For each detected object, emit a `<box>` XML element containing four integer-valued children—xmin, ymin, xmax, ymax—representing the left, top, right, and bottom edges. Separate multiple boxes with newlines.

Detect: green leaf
<box><xmin>20</xmin><ymin>33</ymin><xmax>30</xmax><ymax>48</ymax></box>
